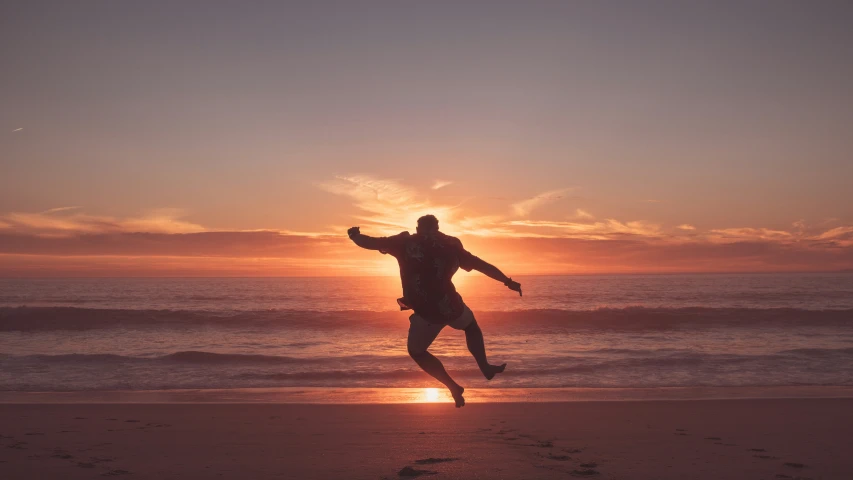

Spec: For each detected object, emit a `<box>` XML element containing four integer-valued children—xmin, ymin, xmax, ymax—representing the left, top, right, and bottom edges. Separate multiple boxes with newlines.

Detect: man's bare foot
<box><xmin>484</xmin><ymin>363</ymin><xmax>507</xmax><ymax>380</ymax></box>
<box><xmin>449</xmin><ymin>386</ymin><xmax>465</xmax><ymax>408</ymax></box>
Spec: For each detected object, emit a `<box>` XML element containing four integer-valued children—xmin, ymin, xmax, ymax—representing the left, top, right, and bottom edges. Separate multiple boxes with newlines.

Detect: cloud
<box><xmin>1</xmin><ymin>196</ymin><xmax>852</xmax><ymax>276</ymax></box>
<box><xmin>320</xmin><ymin>177</ymin><xmax>585</xmax><ymax>238</ymax></box>
<box><xmin>461</xmin><ymin>235</ymin><xmax>853</xmax><ymax>274</ymax></box>
<box><xmin>0</xmin><ymin>230</ymin><xmax>340</xmax><ymax>257</ymax></box>
<box><xmin>431</xmin><ymin>180</ymin><xmax>453</xmax><ymax>190</ymax></box>
<box><xmin>3</xmin><ymin>224</ymin><xmax>852</xmax><ymax>277</ymax></box>
<box><xmin>5</xmin><ymin>175</ymin><xmax>851</xmax><ymax>276</ymax></box>
<box><xmin>506</xmin><ymin>219</ymin><xmax>662</xmax><ymax>239</ymax></box>
<box><xmin>12</xmin><ymin>128</ymin><xmax>23</xmax><ymax>132</ymax></box>
<box><xmin>706</xmin><ymin>227</ymin><xmax>796</xmax><ymax>244</ymax></box>
<box><xmin>41</xmin><ymin>206</ymin><xmax>83</xmax><ymax>214</ymax></box>
<box><xmin>811</xmin><ymin>226</ymin><xmax>853</xmax><ymax>247</ymax></box>
<box><xmin>0</xmin><ymin>208</ymin><xmax>205</xmax><ymax>236</ymax></box>
<box><xmin>318</xmin><ymin>175</ymin><xmax>461</xmax><ymax>234</ymax></box>
<box><xmin>574</xmin><ymin>208</ymin><xmax>594</xmax><ymax>220</ymax></box>
<box><xmin>511</xmin><ymin>189</ymin><xmax>571</xmax><ymax>217</ymax></box>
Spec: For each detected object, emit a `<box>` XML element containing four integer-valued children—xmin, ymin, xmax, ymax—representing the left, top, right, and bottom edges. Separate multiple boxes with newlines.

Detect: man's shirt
<box><xmin>371</xmin><ymin>231</ymin><xmax>479</xmax><ymax>325</ymax></box>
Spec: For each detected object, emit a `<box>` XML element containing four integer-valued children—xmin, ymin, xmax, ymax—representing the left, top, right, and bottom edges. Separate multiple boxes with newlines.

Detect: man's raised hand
<box><xmin>347</xmin><ymin>226</ymin><xmax>360</xmax><ymax>238</ymax></box>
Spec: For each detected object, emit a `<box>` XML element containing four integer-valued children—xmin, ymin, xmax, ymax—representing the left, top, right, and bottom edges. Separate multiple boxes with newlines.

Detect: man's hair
<box><xmin>417</xmin><ymin>214</ymin><xmax>439</xmax><ymax>232</ymax></box>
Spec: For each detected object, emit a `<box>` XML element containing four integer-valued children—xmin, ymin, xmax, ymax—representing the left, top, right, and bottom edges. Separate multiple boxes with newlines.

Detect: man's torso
<box><xmin>382</xmin><ymin>231</ymin><xmax>474</xmax><ymax>324</ymax></box>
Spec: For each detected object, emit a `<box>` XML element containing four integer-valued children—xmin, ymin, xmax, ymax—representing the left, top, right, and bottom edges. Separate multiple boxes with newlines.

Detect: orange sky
<box><xmin>1</xmin><ymin>174</ymin><xmax>852</xmax><ymax>276</ymax></box>
<box><xmin>2</xmin><ymin>3</ymin><xmax>853</xmax><ymax>276</ymax></box>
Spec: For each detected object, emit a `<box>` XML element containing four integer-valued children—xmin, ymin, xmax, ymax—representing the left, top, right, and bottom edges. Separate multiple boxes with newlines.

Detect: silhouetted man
<box><xmin>348</xmin><ymin>215</ymin><xmax>522</xmax><ymax>407</ymax></box>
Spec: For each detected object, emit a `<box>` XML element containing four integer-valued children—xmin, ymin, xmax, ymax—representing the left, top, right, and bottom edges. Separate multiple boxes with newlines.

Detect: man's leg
<box><xmin>408</xmin><ymin>315</ymin><xmax>466</xmax><ymax>407</ymax></box>
<box><xmin>463</xmin><ymin>319</ymin><xmax>506</xmax><ymax>380</ymax></box>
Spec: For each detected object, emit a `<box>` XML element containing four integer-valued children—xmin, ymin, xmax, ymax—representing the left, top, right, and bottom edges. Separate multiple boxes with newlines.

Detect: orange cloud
<box><xmin>0</xmin><ymin>178</ymin><xmax>851</xmax><ymax>276</ymax></box>
<box><xmin>511</xmin><ymin>188</ymin><xmax>572</xmax><ymax>217</ymax></box>
<box><xmin>574</xmin><ymin>208</ymin><xmax>595</xmax><ymax>220</ymax></box>
<box><xmin>431</xmin><ymin>180</ymin><xmax>453</xmax><ymax>190</ymax></box>
<box><xmin>812</xmin><ymin>226</ymin><xmax>853</xmax><ymax>247</ymax></box>
<box><xmin>706</xmin><ymin>227</ymin><xmax>797</xmax><ymax>244</ymax></box>
<box><xmin>1</xmin><ymin>223</ymin><xmax>852</xmax><ymax>276</ymax></box>
<box><xmin>505</xmin><ymin>219</ymin><xmax>662</xmax><ymax>240</ymax></box>
<box><xmin>318</xmin><ymin>175</ymin><xmax>463</xmax><ymax>235</ymax></box>
<box><xmin>1</xmin><ymin>208</ymin><xmax>204</xmax><ymax>236</ymax></box>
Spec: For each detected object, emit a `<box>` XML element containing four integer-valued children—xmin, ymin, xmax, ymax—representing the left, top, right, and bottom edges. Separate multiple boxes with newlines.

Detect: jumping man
<box><xmin>347</xmin><ymin>215</ymin><xmax>522</xmax><ymax>407</ymax></box>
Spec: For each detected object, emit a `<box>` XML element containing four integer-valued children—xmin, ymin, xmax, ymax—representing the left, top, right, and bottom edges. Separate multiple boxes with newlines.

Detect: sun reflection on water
<box><xmin>424</xmin><ymin>388</ymin><xmax>440</xmax><ymax>402</ymax></box>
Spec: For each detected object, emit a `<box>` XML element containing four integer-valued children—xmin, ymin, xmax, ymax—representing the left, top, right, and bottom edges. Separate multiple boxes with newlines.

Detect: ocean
<box><xmin>1</xmin><ymin>273</ymin><xmax>852</xmax><ymax>394</ymax></box>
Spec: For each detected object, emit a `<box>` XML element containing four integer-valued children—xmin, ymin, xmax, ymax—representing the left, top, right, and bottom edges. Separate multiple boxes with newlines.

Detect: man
<box><xmin>348</xmin><ymin>215</ymin><xmax>522</xmax><ymax>407</ymax></box>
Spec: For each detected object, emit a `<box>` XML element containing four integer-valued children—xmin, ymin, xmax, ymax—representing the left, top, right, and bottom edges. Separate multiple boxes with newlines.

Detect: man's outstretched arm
<box><xmin>347</xmin><ymin>226</ymin><xmax>384</xmax><ymax>250</ymax></box>
<box><xmin>469</xmin><ymin>257</ymin><xmax>522</xmax><ymax>296</ymax></box>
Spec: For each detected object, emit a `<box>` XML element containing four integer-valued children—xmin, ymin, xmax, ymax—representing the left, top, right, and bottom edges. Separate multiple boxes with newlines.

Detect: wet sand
<box><xmin>1</xmin><ymin>399</ymin><xmax>851</xmax><ymax>479</ymax></box>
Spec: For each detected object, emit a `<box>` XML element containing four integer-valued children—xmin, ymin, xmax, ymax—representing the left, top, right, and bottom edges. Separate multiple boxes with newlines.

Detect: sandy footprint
<box><xmin>102</xmin><ymin>469</ymin><xmax>132</xmax><ymax>476</ymax></box>
<box><xmin>571</xmin><ymin>468</ymin><xmax>600</xmax><ymax>477</ymax></box>
<box><xmin>414</xmin><ymin>457</ymin><xmax>458</xmax><ymax>465</ymax></box>
<box><xmin>397</xmin><ymin>465</ymin><xmax>438</xmax><ymax>477</ymax></box>
<box><xmin>51</xmin><ymin>448</ymin><xmax>74</xmax><ymax>460</ymax></box>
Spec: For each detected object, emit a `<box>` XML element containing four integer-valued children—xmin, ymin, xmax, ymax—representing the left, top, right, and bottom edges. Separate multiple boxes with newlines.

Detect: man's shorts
<box><xmin>407</xmin><ymin>304</ymin><xmax>476</xmax><ymax>355</ymax></box>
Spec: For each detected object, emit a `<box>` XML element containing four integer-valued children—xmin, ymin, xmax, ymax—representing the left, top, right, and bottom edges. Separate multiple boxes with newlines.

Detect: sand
<box><xmin>1</xmin><ymin>398</ymin><xmax>851</xmax><ymax>479</ymax></box>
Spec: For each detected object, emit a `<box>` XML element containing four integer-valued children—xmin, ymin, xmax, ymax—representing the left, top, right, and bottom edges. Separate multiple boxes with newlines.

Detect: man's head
<box><xmin>416</xmin><ymin>214</ymin><xmax>439</xmax><ymax>234</ymax></box>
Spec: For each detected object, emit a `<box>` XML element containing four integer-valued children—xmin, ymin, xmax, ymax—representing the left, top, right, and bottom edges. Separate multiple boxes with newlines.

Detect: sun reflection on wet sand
<box><xmin>3</xmin><ymin>386</ymin><xmax>851</xmax><ymax>404</ymax></box>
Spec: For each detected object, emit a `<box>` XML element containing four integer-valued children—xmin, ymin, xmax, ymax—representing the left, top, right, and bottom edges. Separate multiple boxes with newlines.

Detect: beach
<box><xmin>2</xmin><ymin>276</ymin><xmax>852</xmax><ymax>478</ymax></box>
<box><xmin>2</xmin><ymin>397</ymin><xmax>851</xmax><ymax>479</ymax></box>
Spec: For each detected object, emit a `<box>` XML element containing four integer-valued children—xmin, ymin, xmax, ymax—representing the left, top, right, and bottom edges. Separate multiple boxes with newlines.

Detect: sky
<box><xmin>2</xmin><ymin>1</ymin><xmax>853</xmax><ymax>276</ymax></box>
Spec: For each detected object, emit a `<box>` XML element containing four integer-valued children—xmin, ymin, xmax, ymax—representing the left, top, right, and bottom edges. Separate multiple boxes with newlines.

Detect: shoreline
<box><xmin>2</xmin><ymin>385</ymin><xmax>852</xmax><ymax>404</ymax></box>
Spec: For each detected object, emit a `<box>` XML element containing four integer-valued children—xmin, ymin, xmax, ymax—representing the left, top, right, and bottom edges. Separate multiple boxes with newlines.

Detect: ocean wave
<box><xmin>1</xmin><ymin>351</ymin><xmax>334</xmax><ymax>365</ymax></box>
<box><xmin>4</xmin><ymin>346</ymin><xmax>853</xmax><ymax>367</ymax></box>
<box><xmin>3</xmin><ymin>347</ymin><xmax>853</xmax><ymax>391</ymax></box>
<box><xmin>2</xmin><ymin>306</ymin><xmax>852</xmax><ymax>332</ymax></box>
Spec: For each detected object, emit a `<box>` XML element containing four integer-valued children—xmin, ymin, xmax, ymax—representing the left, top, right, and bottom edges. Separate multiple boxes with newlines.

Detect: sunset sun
<box><xmin>424</xmin><ymin>388</ymin><xmax>440</xmax><ymax>403</ymax></box>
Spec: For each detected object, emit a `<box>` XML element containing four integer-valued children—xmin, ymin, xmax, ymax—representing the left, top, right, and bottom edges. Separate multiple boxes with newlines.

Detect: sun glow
<box><xmin>424</xmin><ymin>388</ymin><xmax>440</xmax><ymax>402</ymax></box>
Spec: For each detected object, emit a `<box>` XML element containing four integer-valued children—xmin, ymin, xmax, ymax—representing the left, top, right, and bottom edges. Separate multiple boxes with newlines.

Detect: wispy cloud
<box><xmin>318</xmin><ymin>175</ymin><xmax>461</xmax><ymax>234</ymax></box>
<box><xmin>706</xmin><ymin>227</ymin><xmax>796</xmax><ymax>244</ymax></box>
<box><xmin>574</xmin><ymin>208</ymin><xmax>595</xmax><ymax>220</ymax></box>
<box><xmin>41</xmin><ymin>206</ymin><xmax>82</xmax><ymax>214</ymax></box>
<box><xmin>317</xmin><ymin>176</ymin><xmax>853</xmax><ymax>251</ymax></box>
<box><xmin>2</xmin><ymin>190</ymin><xmax>853</xmax><ymax>275</ymax></box>
<box><xmin>1</xmin><ymin>208</ymin><xmax>205</xmax><ymax>236</ymax></box>
<box><xmin>506</xmin><ymin>219</ymin><xmax>662</xmax><ymax>239</ymax></box>
<box><xmin>811</xmin><ymin>226</ymin><xmax>853</xmax><ymax>247</ymax></box>
<box><xmin>431</xmin><ymin>180</ymin><xmax>453</xmax><ymax>190</ymax></box>
<box><xmin>511</xmin><ymin>189</ymin><xmax>571</xmax><ymax>217</ymax></box>
<box><xmin>12</xmin><ymin>128</ymin><xmax>23</xmax><ymax>132</ymax></box>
